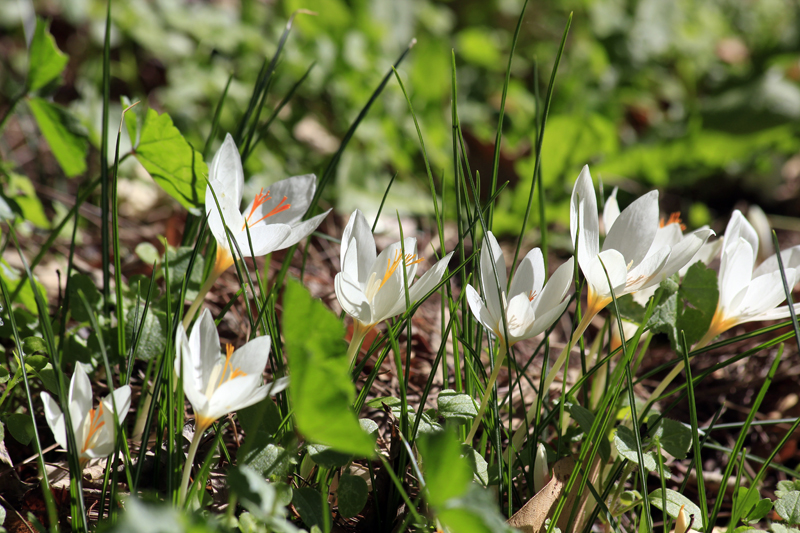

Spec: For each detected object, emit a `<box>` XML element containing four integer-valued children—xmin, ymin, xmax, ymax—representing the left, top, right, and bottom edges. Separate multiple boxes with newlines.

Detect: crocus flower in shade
<box><xmin>697</xmin><ymin>209</ymin><xmax>800</xmax><ymax>348</ymax></box>
<box><xmin>183</xmin><ymin>133</ymin><xmax>331</xmax><ymax>328</ymax></box>
<box><xmin>335</xmin><ymin>209</ymin><xmax>454</xmax><ymax>364</ymax></box>
<box><xmin>533</xmin><ymin>443</ymin><xmax>550</xmax><ymax>494</ymax></box>
<box><xmin>464</xmin><ymin>232</ymin><xmax>574</xmax><ymax>440</ymax></box>
<box><xmin>41</xmin><ymin>366</ymin><xmax>131</xmax><ymax>468</ymax></box>
<box><xmin>466</xmin><ymin>231</ymin><xmax>573</xmax><ymax>350</ymax></box>
<box><xmin>175</xmin><ymin>308</ymin><xmax>288</xmax><ymax>504</ymax></box>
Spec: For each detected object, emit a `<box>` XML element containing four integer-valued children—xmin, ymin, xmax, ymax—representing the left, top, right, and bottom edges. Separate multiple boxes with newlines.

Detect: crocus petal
<box><xmin>533</xmin><ymin>257</ymin><xmax>574</xmax><ymax>315</ymax></box>
<box><xmin>602</xmin><ymin>190</ymin><xmax>659</xmax><ymax>269</ymax></box>
<box><xmin>335</xmin><ymin>272</ymin><xmax>372</xmax><ymax>325</ymax></box>
<box><xmin>106</xmin><ymin>385</ymin><xmax>132</xmax><ymax>422</ymax></box>
<box><xmin>678</xmin><ymin>233</ymin><xmax>722</xmax><ymax>277</ymax></box>
<box><xmin>279</xmin><ymin>210</ymin><xmax>331</xmax><ymax>249</ymax></box>
<box><xmin>719</xmin><ymin>239</ymin><xmax>755</xmax><ymax>310</ymax></box>
<box><xmin>753</xmin><ymin>245</ymin><xmax>800</xmax><ymax>278</ymax></box>
<box><xmin>267</xmin><ymin>376</ymin><xmax>290</xmax><ymax>396</ymax></box>
<box><xmin>585</xmin><ymin>249</ymin><xmax>627</xmax><ymax>298</ymax></box>
<box><xmin>235</xmin><ymin>223</ymin><xmax>293</xmax><ymax>257</ymax></box>
<box><xmin>509</xmin><ymin>248</ymin><xmax>544</xmax><ymax>301</ymax></box>
<box><xmin>570</xmin><ymin>166</ymin><xmax>599</xmax><ymax>276</ymax></box>
<box><xmin>603</xmin><ymin>187</ymin><xmax>620</xmax><ymax>233</ymax></box>
<box><xmin>181</xmin><ymin>341</ymin><xmax>210</xmax><ymax>418</ymax></box>
<box><xmin>736</xmin><ymin>269</ymin><xmax>796</xmax><ymax>320</ymax></box>
<box><xmin>190</xmin><ymin>309</ymin><xmax>223</xmax><ymax>392</ymax></box>
<box><xmin>207</xmin><ymin>374</ymin><xmax>268</xmax><ymax>422</ymax></box>
<box><xmin>41</xmin><ymin>392</ymin><xmax>67</xmax><ymax>449</ymax></box>
<box><xmin>341</xmin><ymin>209</ymin><xmax>376</xmax><ymax>283</ymax></box>
<box><xmin>756</xmin><ymin>301</ymin><xmax>800</xmax><ymax>322</ymax></box>
<box><xmin>626</xmin><ymin>245</ymin><xmax>670</xmax><ymax>292</ymax></box>
<box><xmin>406</xmin><ymin>252</ymin><xmax>454</xmax><ymax>307</ymax></box>
<box><xmin>229</xmin><ymin>335</ymin><xmax>271</xmax><ymax>377</ymax></box>
<box><xmin>506</xmin><ymin>293</ymin><xmax>535</xmax><ymax>339</ymax></box>
<box><xmin>524</xmin><ymin>297</ymin><xmax>570</xmax><ymax>339</ymax></box>
<box><xmin>722</xmin><ymin>210</ymin><xmax>759</xmax><ymax>267</ymax></box>
<box><xmin>654</xmin><ymin>228</ymin><xmax>714</xmax><ymax>282</ymax></box>
<box><xmin>480</xmin><ymin>232</ymin><xmax>507</xmax><ymax>327</ymax></box>
<box><xmin>206</xmin><ymin>193</ymin><xmax>245</xmax><ymax>250</ymax></box>
<box><xmin>69</xmin><ymin>365</ymin><xmax>93</xmax><ymax>424</ymax></box>
<box><xmin>651</xmin><ymin>223</ymin><xmax>684</xmax><ymax>250</ymax></box>
<box><xmin>245</xmin><ymin>174</ymin><xmax>317</xmax><ymax>225</ymax></box>
<box><xmin>208</xmin><ymin>134</ymin><xmax>244</xmax><ymax>207</ymax></box>
<box><xmin>466</xmin><ymin>284</ymin><xmax>498</xmax><ymax>335</ymax></box>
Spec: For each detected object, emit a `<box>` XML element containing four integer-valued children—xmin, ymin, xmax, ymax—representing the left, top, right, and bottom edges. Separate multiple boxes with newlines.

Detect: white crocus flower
<box><xmin>605</xmin><ymin>187</ymin><xmax>722</xmax><ymax>295</ymax></box>
<box><xmin>465</xmin><ymin>231</ymin><xmax>573</xmax><ymax>441</ymax></box>
<box><xmin>176</xmin><ymin>308</ymin><xmax>288</xmax><ymax>504</ymax></box>
<box><xmin>572</xmin><ymin>166</ymin><xmax>714</xmax><ymax>320</ymax></box>
<box><xmin>509</xmin><ymin>166</ymin><xmax>713</xmax><ymax>453</ymax></box>
<box><xmin>183</xmin><ymin>133</ymin><xmax>331</xmax><ymax>328</ymax></box>
<box><xmin>41</xmin><ymin>366</ymin><xmax>131</xmax><ymax>468</ymax></box>
<box><xmin>697</xmin><ymin>209</ymin><xmax>800</xmax><ymax>347</ymax></box>
<box><xmin>335</xmin><ymin>209</ymin><xmax>454</xmax><ymax>364</ymax></box>
<box><xmin>466</xmin><ymin>231</ymin><xmax>574</xmax><ymax>350</ymax></box>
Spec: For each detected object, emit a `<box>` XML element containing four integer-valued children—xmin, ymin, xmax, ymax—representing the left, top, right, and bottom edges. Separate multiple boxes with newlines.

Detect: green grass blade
<box><xmin>510</xmin><ymin>13</ymin><xmax>572</xmax><ymax>273</ymax></box>
<box><xmin>100</xmin><ymin>0</ymin><xmax>112</xmax><ymax>316</ymax></box>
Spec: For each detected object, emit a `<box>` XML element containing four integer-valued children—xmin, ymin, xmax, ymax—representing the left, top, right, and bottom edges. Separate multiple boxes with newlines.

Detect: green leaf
<box><xmin>121</xmin><ymin>96</ymin><xmax>145</xmax><ymax>147</ymax></box>
<box><xmin>283</xmin><ymin>279</ymin><xmax>374</xmax><ymax>456</ymax></box>
<box><xmin>6</xmin><ymin>413</ymin><xmax>34</xmax><ymax>445</ymax></box>
<box><xmin>777</xmin><ymin>480</ymin><xmax>800</xmax><ymax>499</ymax></box>
<box><xmin>306</xmin><ymin>444</ymin><xmax>351</xmax><ymax>469</ymax></box>
<box><xmin>243</xmin><ymin>444</ymin><xmax>297</xmax><ymax>480</ymax></box>
<box><xmin>27</xmin><ymin>18</ymin><xmax>68</xmax><ymax>92</ymax></box>
<box><xmin>27</xmin><ymin>97</ymin><xmax>88</xmax><ymax>177</ymax></box>
<box><xmin>125</xmin><ymin>306</ymin><xmax>167</xmax><ymax>361</ymax></box>
<box><xmin>653</xmin><ymin>418</ymin><xmax>692</xmax><ymax>460</ymax></box>
<box><xmin>614</xmin><ymin>425</ymin><xmax>659</xmax><ymax>472</ymax></box>
<box><xmin>1</xmin><ymin>171</ymin><xmax>49</xmax><ymax>228</ymax></box>
<box><xmin>228</xmin><ymin>465</ymin><xmax>294</xmax><ymax>525</ymax></box>
<box><xmin>677</xmin><ymin>263</ymin><xmax>719</xmax><ymax>347</ymax></box>
<box><xmin>22</xmin><ymin>337</ymin><xmax>48</xmax><ymax>357</ymax></box>
<box><xmin>733</xmin><ymin>487</ymin><xmax>761</xmax><ymax>523</ymax></box>
<box><xmin>615</xmin><ymin>294</ymin><xmax>646</xmax><ymax>324</ymax></box>
<box><xmin>771</xmin><ymin>524</ymin><xmax>800</xmax><ymax>533</ymax></box>
<box><xmin>134</xmin><ymin>109</ymin><xmax>208</xmax><ymax>212</ymax></box>
<box><xmin>337</xmin><ymin>474</ymin><xmax>368</xmax><ymax>519</ymax></box>
<box><xmin>437</xmin><ymin>484</ymin><xmax>517</xmax><ymax>533</ymax></box>
<box><xmin>291</xmin><ymin>487</ymin><xmax>329</xmax><ymax>531</ymax></box>
<box><xmin>417</xmin><ymin>430</ymin><xmax>473</xmax><ymax>508</ymax></box>
<box><xmin>164</xmin><ymin>247</ymin><xmax>206</xmax><ymax>301</ymax></box>
<box><xmin>649</xmin><ymin>489</ymin><xmax>704</xmax><ymax>531</ymax></box>
<box><xmin>437</xmin><ymin>389</ymin><xmax>478</xmax><ymax>422</ymax></box>
<box><xmin>465</xmin><ymin>445</ymin><xmax>489</xmax><ymax>486</ymax></box>
<box><xmin>776</xmin><ymin>491</ymin><xmax>800</xmax><ymax>524</ymax></box>
<box><xmin>745</xmin><ymin>498</ymin><xmax>773</xmax><ymax>524</ymax></box>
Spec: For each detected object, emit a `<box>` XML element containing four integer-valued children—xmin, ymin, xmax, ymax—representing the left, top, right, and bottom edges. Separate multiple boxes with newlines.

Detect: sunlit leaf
<box><xmin>27</xmin><ymin>97</ymin><xmax>88</xmax><ymax>177</ymax></box>
<box><xmin>27</xmin><ymin>18</ymin><xmax>68</xmax><ymax>92</ymax></box>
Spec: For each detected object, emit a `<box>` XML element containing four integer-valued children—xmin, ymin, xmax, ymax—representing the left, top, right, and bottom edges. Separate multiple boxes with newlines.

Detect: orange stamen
<box><xmin>659</xmin><ymin>212</ymin><xmax>686</xmax><ymax>231</ymax></box>
<box><xmin>81</xmin><ymin>403</ymin><xmax>106</xmax><ymax>454</ymax></box>
<box><xmin>242</xmin><ymin>188</ymin><xmax>273</xmax><ymax>230</ymax></box>
<box><xmin>246</xmin><ymin>196</ymin><xmax>292</xmax><ymax>228</ymax></box>
<box><xmin>528</xmin><ymin>290</ymin><xmax>538</xmax><ymax>301</ymax></box>
<box><xmin>218</xmin><ymin>343</ymin><xmax>247</xmax><ymax>388</ymax></box>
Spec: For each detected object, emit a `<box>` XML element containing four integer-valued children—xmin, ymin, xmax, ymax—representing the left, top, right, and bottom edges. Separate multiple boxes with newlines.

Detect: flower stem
<box><xmin>178</xmin><ymin>425</ymin><xmax>204</xmax><ymax>507</ymax></box>
<box><xmin>466</xmin><ymin>341</ymin><xmax>507</xmax><ymax>443</ymax></box>
<box><xmin>347</xmin><ymin>322</ymin><xmax>370</xmax><ymax>365</ymax></box>
<box><xmin>506</xmin><ymin>308</ymin><xmax>598</xmax><ymax>457</ymax></box>
<box><xmin>181</xmin><ymin>248</ymin><xmax>233</xmax><ymax>330</ymax></box>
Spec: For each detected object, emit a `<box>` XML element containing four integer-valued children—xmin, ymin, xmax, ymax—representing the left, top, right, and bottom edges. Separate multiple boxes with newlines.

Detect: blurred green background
<box><xmin>2</xmin><ymin>0</ymin><xmax>800</xmax><ymax>237</ymax></box>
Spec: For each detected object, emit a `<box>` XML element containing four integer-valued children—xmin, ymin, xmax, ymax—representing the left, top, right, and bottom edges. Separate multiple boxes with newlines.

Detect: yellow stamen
<box><xmin>378</xmin><ymin>250</ymin><xmax>424</xmax><ymax>291</ymax></box>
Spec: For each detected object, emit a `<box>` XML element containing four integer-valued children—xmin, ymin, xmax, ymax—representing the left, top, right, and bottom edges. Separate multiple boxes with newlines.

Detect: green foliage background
<box><xmin>2</xmin><ymin>0</ymin><xmax>800</xmax><ymax>234</ymax></box>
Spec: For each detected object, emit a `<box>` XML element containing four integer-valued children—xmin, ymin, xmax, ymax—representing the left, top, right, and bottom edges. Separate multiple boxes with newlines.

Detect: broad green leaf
<box><xmin>283</xmin><ymin>279</ymin><xmax>374</xmax><ymax>456</ymax></box>
<box><xmin>465</xmin><ymin>446</ymin><xmax>489</xmax><ymax>486</ymax></box>
<box><xmin>22</xmin><ymin>337</ymin><xmax>48</xmax><ymax>357</ymax></box>
<box><xmin>733</xmin><ymin>487</ymin><xmax>761</xmax><ymax>522</ymax></box>
<box><xmin>125</xmin><ymin>306</ymin><xmax>167</xmax><ymax>361</ymax></box>
<box><xmin>6</xmin><ymin>413</ymin><xmax>34</xmax><ymax>445</ymax></box>
<box><xmin>437</xmin><ymin>484</ymin><xmax>516</xmax><ymax>533</ymax></box>
<box><xmin>614</xmin><ymin>425</ymin><xmax>658</xmax><ymax>472</ymax></box>
<box><xmin>134</xmin><ymin>109</ymin><xmax>207</xmax><ymax>212</ymax></box>
<box><xmin>677</xmin><ymin>263</ymin><xmax>719</xmax><ymax>346</ymax></box>
<box><xmin>0</xmin><ymin>259</ymin><xmax>45</xmax><ymax>313</ymax></box>
<box><xmin>291</xmin><ymin>487</ymin><xmax>329</xmax><ymax>531</ymax></box>
<box><xmin>653</xmin><ymin>418</ymin><xmax>692</xmax><ymax>460</ymax></box>
<box><xmin>229</xmin><ymin>465</ymin><xmax>295</xmax><ymax>526</ymax></box>
<box><xmin>649</xmin><ymin>489</ymin><xmax>704</xmax><ymax>531</ymax></box>
<box><xmin>777</xmin><ymin>480</ymin><xmax>800</xmax><ymax>499</ymax></box>
<box><xmin>776</xmin><ymin>491</ymin><xmax>800</xmax><ymax>524</ymax></box>
<box><xmin>745</xmin><ymin>498</ymin><xmax>773</xmax><ymax>524</ymax></box>
<box><xmin>238</xmin><ymin>398</ymin><xmax>289</xmax><ymax>476</ymax></box>
<box><xmin>417</xmin><ymin>430</ymin><xmax>473</xmax><ymax>508</ymax></box>
<box><xmin>337</xmin><ymin>474</ymin><xmax>368</xmax><ymax>519</ymax></box>
<box><xmin>121</xmin><ymin>96</ymin><xmax>145</xmax><ymax>146</ymax></box>
<box><xmin>615</xmin><ymin>294</ymin><xmax>646</xmax><ymax>324</ymax></box>
<box><xmin>437</xmin><ymin>389</ymin><xmax>478</xmax><ymax>422</ymax></box>
<box><xmin>771</xmin><ymin>524</ymin><xmax>800</xmax><ymax>533</ymax></box>
<box><xmin>1</xmin><ymin>171</ymin><xmax>49</xmax><ymax>228</ymax></box>
<box><xmin>27</xmin><ymin>18</ymin><xmax>68</xmax><ymax>91</ymax></box>
<box><xmin>306</xmin><ymin>444</ymin><xmax>351</xmax><ymax>469</ymax></box>
<box><xmin>242</xmin><ymin>444</ymin><xmax>296</xmax><ymax>480</ymax></box>
<box><xmin>27</xmin><ymin>97</ymin><xmax>88</xmax><ymax>177</ymax></box>
<box><xmin>164</xmin><ymin>246</ymin><xmax>206</xmax><ymax>301</ymax></box>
